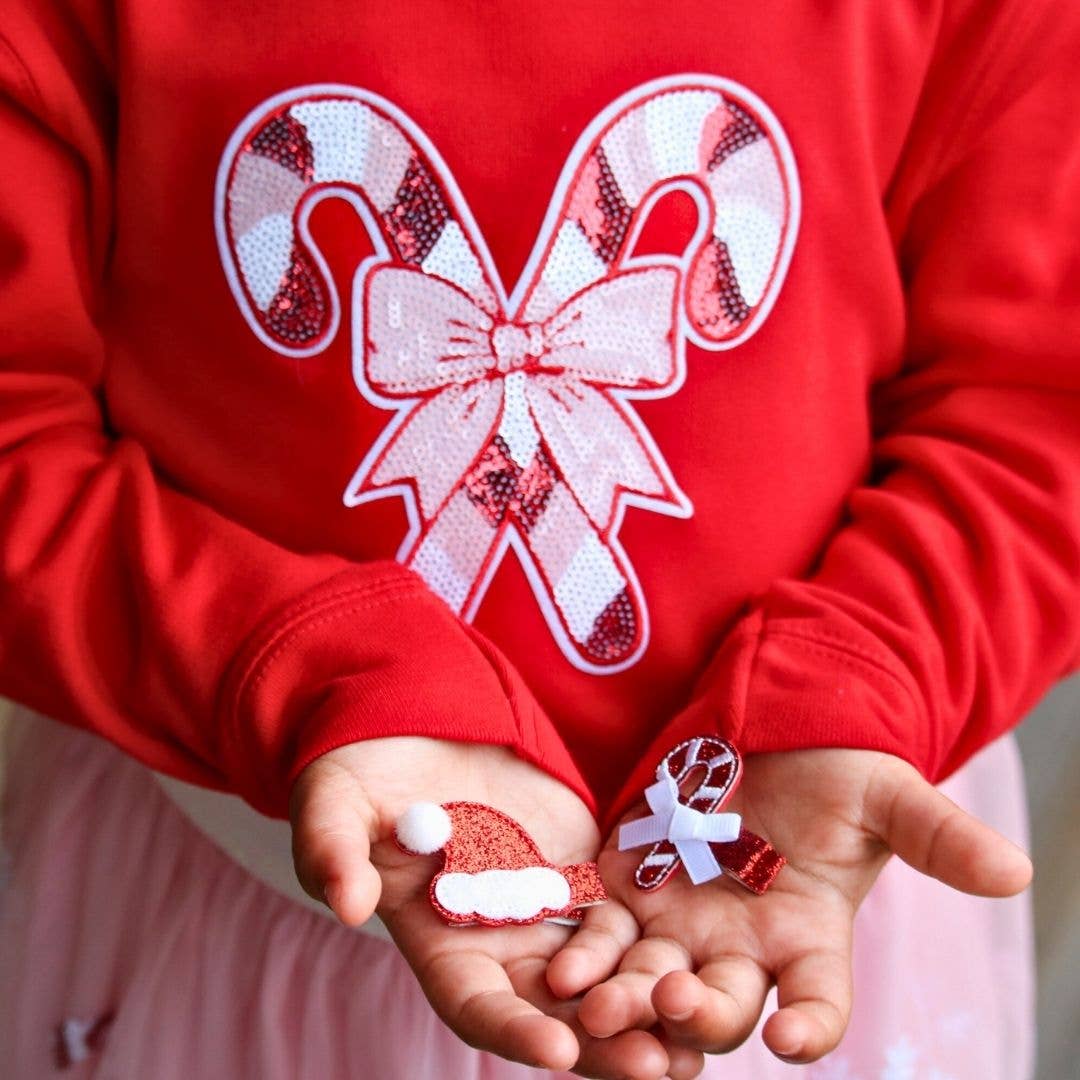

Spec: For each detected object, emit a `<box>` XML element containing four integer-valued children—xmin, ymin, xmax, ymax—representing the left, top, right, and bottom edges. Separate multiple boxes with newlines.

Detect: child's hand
<box><xmin>289</xmin><ymin>738</ymin><xmax>703</xmax><ymax>1079</ymax></box>
<box><xmin>547</xmin><ymin>748</ymin><xmax>1032</xmax><ymax>1066</ymax></box>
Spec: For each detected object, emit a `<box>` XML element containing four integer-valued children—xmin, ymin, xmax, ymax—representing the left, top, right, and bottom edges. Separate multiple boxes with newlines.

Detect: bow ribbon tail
<box><xmin>617</xmin><ymin>778</ymin><xmax>679</xmax><ymax>848</ymax></box>
<box><xmin>370</xmin><ymin>393</ymin><xmax>506</xmax><ymax>616</ymax></box>
<box><xmin>675</xmin><ymin>839</ymin><xmax>725</xmax><ymax>886</ymax></box>
<box><xmin>670</xmin><ymin>805</ymin><xmax>743</xmax><ymax>885</ymax></box>
<box><xmin>617</xmin><ymin>816</ymin><xmax>671</xmax><ymax>849</ymax></box>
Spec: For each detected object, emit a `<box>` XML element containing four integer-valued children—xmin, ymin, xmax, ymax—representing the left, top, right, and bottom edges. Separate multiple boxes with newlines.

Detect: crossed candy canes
<box><xmin>619</xmin><ymin>736</ymin><xmax>785</xmax><ymax>894</ymax></box>
<box><xmin>216</xmin><ymin>76</ymin><xmax>799</xmax><ymax>672</ymax></box>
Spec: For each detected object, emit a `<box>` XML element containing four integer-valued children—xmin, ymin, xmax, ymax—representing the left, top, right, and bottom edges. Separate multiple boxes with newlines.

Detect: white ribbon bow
<box><xmin>618</xmin><ymin>773</ymin><xmax>742</xmax><ymax>885</ymax></box>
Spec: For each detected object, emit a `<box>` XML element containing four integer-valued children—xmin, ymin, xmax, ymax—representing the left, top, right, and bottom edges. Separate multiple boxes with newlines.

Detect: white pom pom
<box><xmin>396</xmin><ymin>803</ymin><xmax>452</xmax><ymax>854</ymax></box>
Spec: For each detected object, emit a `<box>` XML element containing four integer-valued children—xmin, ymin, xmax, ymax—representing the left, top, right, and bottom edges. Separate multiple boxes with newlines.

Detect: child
<box><xmin>1</xmin><ymin>1</ymin><xmax>1076</xmax><ymax>1076</ymax></box>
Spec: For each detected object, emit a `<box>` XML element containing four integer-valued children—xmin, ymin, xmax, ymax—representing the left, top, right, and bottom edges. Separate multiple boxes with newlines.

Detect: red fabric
<box><xmin>1</xmin><ymin>1</ymin><xmax>1078</xmax><ymax>823</ymax></box>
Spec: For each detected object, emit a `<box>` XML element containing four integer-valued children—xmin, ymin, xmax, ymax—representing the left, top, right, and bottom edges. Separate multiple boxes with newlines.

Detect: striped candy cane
<box><xmin>215</xmin><ymin>75</ymin><xmax>799</xmax><ymax>673</ymax></box>
<box><xmin>624</xmin><ymin>736</ymin><xmax>786</xmax><ymax>894</ymax></box>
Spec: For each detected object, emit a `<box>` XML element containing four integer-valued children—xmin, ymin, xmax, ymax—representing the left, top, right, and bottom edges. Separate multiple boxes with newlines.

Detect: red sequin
<box><xmin>247</xmin><ymin>111</ymin><xmax>315</xmax><ymax>182</ymax></box>
<box><xmin>265</xmin><ymin>249</ymin><xmax>327</xmax><ymax>344</ymax></box>
<box><xmin>705</xmin><ymin>99</ymin><xmax>764</xmax><ymax>171</ymax></box>
<box><xmin>584</xmin><ymin>589</ymin><xmax>638</xmax><ymax>663</ymax></box>
<box><xmin>462</xmin><ymin>436</ymin><xmax>557</xmax><ymax>529</ymax></box>
<box><xmin>381</xmin><ymin>155</ymin><xmax>449</xmax><ymax>265</ymax></box>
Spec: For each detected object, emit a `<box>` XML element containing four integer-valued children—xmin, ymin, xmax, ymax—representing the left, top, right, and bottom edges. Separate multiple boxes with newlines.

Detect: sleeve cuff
<box><xmin>604</xmin><ymin>605</ymin><xmax>931</xmax><ymax>832</ymax></box>
<box><xmin>217</xmin><ymin>565</ymin><xmax>594</xmax><ymax>819</ymax></box>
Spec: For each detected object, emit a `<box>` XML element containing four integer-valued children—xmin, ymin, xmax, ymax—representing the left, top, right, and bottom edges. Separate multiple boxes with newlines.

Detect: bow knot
<box><xmin>667</xmin><ymin>800</ymin><xmax>727</xmax><ymax>843</ymax></box>
<box><xmin>490</xmin><ymin>320</ymin><xmax>550</xmax><ymax>374</ymax></box>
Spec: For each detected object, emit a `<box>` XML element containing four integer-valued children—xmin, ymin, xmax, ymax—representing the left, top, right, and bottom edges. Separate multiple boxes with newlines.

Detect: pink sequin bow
<box><xmin>618</xmin><ymin>736</ymin><xmax>785</xmax><ymax>894</ymax></box>
<box><xmin>360</xmin><ymin>259</ymin><xmax>680</xmax><ymax>556</ymax></box>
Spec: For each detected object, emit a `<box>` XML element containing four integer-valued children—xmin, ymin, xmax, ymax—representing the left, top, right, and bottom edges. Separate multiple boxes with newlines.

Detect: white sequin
<box><xmin>554</xmin><ymin>531</ymin><xmax>626</xmax><ymax>643</ymax></box>
<box><xmin>497</xmin><ymin>371</ymin><xmax>541</xmax><ymax>466</ymax></box>
<box><xmin>411</xmin><ymin>531</ymin><xmax>473</xmax><ymax>612</ymax></box>
<box><xmin>707</xmin><ymin>139</ymin><xmax>785</xmax><ymax>306</ymax></box>
<box><xmin>236</xmin><ymin>212</ymin><xmax>293</xmax><ymax>309</ymax></box>
<box><xmin>421</xmin><ymin>220</ymin><xmax>487</xmax><ymax>294</ymax></box>
<box><xmin>601</xmin><ymin>107</ymin><xmax>655</xmax><ymax>207</ymax></box>
<box><xmin>538</xmin><ymin>220</ymin><xmax>607</xmax><ymax>307</ymax></box>
<box><xmin>292</xmin><ymin>100</ymin><xmax>374</xmax><ymax>185</ymax></box>
<box><xmin>644</xmin><ymin>90</ymin><xmax>720</xmax><ymax>178</ymax></box>
<box><xmin>228</xmin><ymin>154</ymin><xmax>306</xmax><ymax>239</ymax></box>
<box><xmin>291</xmin><ymin>99</ymin><xmax>411</xmax><ymax>210</ymax></box>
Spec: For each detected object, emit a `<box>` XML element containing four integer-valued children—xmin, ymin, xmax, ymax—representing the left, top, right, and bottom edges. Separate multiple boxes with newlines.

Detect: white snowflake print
<box><xmin>880</xmin><ymin>1036</ymin><xmax>919</xmax><ymax>1080</ymax></box>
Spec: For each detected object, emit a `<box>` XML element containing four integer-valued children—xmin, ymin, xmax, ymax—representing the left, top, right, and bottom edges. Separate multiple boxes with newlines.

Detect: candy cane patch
<box><xmin>215</xmin><ymin>75</ymin><xmax>800</xmax><ymax>673</ymax></box>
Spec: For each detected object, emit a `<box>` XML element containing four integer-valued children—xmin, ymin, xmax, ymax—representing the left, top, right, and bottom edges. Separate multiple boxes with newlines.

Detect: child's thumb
<box><xmin>289</xmin><ymin>755</ymin><xmax>383</xmax><ymax>926</ymax></box>
<box><xmin>872</xmin><ymin>761</ymin><xmax>1033</xmax><ymax>898</ymax></box>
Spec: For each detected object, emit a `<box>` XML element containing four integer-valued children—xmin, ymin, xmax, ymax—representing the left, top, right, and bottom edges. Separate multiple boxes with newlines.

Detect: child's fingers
<box><xmin>502</xmin><ymin>943</ymin><xmax>677</xmax><ymax>1080</ymax></box>
<box><xmin>653</xmin><ymin>958</ymin><xmax>770</xmax><ymax>1053</ymax></box>
<box><xmin>546</xmin><ymin>900</ymin><xmax>641</xmax><ymax>999</ymax></box>
<box><xmin>422</xmin><ymin>947</ymin><xmax>579</xmax><ymax>1071</ymax></box>
<box><xmin>760</xmin><ymin>946</ymin><xmax>852</xmax><ymax>1063</ymax></box>
<box><xmin>875</xmin><ymin>765</ymin><xmax>1033</xmax><ymax>897</ymax></box>
<box><xmin>289</xmin><ymin>758</ymin><xmax>381</xmax><ymax>926</ymax></box>
<box><xmin>574</xmin><ymin>1028</ymin><xmax>683</xmax><ymax>1080</ymax></box>
<box><xmin>578</xmin><ymin>936</ymin><xmax>691</xmax><ymax>1038</ymax></box>
<box><xmin>657</xmin><ymin>1039</ymin><xmax>707</xmax><ymax>1080</ymax></box>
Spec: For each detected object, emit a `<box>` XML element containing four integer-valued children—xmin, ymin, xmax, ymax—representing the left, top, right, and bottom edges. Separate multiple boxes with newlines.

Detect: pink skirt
<box><xmin>0</xmin><ymin>708</ymin><xmax>1034</xmax><ymax>1079</ymax></box>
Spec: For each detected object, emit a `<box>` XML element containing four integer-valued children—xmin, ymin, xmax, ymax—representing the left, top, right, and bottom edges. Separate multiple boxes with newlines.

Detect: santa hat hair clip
<box><xmin>618</xmin><ymin>736</ymin><xmax>785</xmax><ymax>894</ymax></box>
<box><xmin>396</xmin><ymin>802</ymin><xmax>607</xmax><ymax>927</ymax></box>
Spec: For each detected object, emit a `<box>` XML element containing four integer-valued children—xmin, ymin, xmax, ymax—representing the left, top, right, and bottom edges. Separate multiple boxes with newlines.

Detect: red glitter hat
<box><xmin>395</xmin><ymin>801</ymin><xmax>606</xmax><ymax>927</ymax></box>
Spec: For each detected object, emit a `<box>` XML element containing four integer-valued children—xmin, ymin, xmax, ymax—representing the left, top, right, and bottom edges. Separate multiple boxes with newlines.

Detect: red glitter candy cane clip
<box><xmin>618</xmin><ymin>737</ymin><xmax>785</xmax><ymax>895</ymax></box>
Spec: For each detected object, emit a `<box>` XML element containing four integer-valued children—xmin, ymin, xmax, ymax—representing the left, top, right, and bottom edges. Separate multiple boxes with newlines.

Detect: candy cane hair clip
<box><xmin>618</xmin><ymin>737</ymin><xmax>785</xmax><ymax>894</ymax></box>
<box><xmin>395</xmin><ymin>801</ymin><xmax>607</xmax><ymax>927</ymax></box>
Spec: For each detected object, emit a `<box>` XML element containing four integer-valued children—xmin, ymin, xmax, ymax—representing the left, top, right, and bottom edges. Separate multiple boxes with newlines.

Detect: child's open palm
<box><xmin>288</xmin><ymin>737</ymin><xmax>705</xmax><ymax>1079</ymax></box>
<box><xmin>547</xmin><ymin>748</ymin><xmax>1033</xmax><ymax>1071</ymax></box>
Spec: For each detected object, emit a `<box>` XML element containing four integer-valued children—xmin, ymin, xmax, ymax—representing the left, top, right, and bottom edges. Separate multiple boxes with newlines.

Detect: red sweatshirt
<box><xmin>2</xmin><ymin>0</ymin><xmax>1078</xmax><ymax>823</ymax></box>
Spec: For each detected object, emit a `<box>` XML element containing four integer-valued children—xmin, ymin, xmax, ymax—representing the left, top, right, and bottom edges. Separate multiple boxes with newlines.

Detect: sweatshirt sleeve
<box><xmin>0</xmin><ymin>23</ymin><xmax>591</xmax><ymax>820</ymax></box>
<box><xmin>609</xmin><ymin>3</ymin><xmax>1080</xmax><ymax>823</ymax></box>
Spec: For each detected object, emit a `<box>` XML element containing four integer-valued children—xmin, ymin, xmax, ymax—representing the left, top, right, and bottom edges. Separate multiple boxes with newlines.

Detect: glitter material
<box><xmin>216</xmin><ymin>78</ymin><xmax>799</xmax><ymax>673</ymax></box>
<box><xmin>629</xmin><ymin>736</ymin><xmax>785</xmax><ymax>893</ymax></box>
<box><xmin>712</xmin><ymin>828</ymin><xmax>786</xmax><ymax>896</ymax></box>
<box><xmin>396</xmin><ymin>801</ymin><xmax>606</xmax><ymax>927</ymax></box>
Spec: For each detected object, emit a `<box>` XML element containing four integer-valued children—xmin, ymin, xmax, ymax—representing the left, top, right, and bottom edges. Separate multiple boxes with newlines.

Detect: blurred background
<box><xmin>1013</xmin><ymin>674</ymin><xmax>1080</xmax><ymax>1080</ymax></box>
<box><xmin>1</xmin><ymin>680</ymin><xmax>1076</xmax><ymax>1078</ymax></box>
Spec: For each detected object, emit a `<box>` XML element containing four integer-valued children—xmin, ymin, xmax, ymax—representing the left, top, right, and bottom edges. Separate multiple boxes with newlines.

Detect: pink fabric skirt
<box><xmin>0</xmin><ymin>708</ymin><xmax>1034</xmax><ymax>1079</ymax></box>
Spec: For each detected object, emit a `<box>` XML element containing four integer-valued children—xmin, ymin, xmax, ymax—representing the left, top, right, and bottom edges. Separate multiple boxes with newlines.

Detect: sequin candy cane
<box><xmin>215</xmin><ymin>77</ymin><xmax>799</xmax><ymax>674</ymax></box>
<box><xmin>619</xmin><ymin>736</ymin><xmax>785</xmax><ymax>894</ymax></box>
